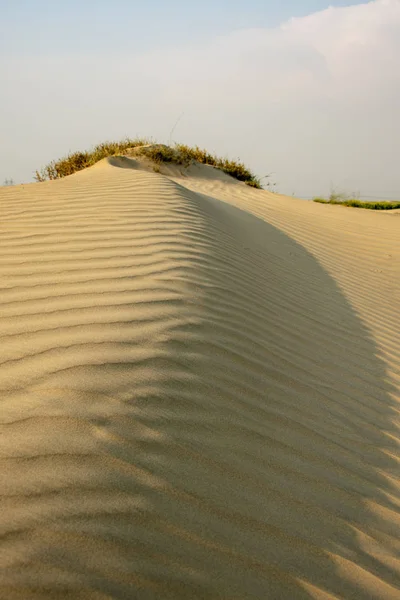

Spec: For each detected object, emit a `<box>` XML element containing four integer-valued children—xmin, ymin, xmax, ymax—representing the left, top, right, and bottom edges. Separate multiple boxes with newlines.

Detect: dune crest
<box><xmin>0</xmin><ymin>159</ymin><xmax>399</xmax><ymax>599</ymax></box>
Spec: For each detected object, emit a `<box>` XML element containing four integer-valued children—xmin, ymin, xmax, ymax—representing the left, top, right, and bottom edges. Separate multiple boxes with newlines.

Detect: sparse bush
<box><xmin>34</xmin><ymin>139</ymin><xmax>262</xmax><ymax>189</ymax></box>
<box><xmin>3</xmin><ymin>178</ymin><xmax>14</xmax><ymax>186</ymax></box>
<box><xmin>313</xmin><ymin>197</ymin><xmax>400</xmax><ymax>210</ymax></box>
<box><xmin>34</xmin><ymin>138</ymin><xmax>150</xmax><ymax>182</ymax></box>
<box><xmin>313</xmin><ymin>185</ymin><xmax>399</xmax><ymax>209</ymax></box>
<box><xmin>136</xmin><ymin>144</ymin><xmax>181</xmax><ymax>165</ymax></box>
<box><xmin>174</xmin><ymin>144</ymin><xmax>261</xmax><ymax>188</ymax></box>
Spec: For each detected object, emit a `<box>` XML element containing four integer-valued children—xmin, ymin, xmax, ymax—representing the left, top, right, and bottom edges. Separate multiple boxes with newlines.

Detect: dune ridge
<box><xmin>0</xmin><ymin>157</ymin><xmax>399</xmax><ymax>599</ymax></box>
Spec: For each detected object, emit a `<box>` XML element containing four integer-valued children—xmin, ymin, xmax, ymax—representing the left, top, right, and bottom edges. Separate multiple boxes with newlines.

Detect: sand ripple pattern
<box><xmin>1</xmin><ymin>161</ymin><xmax>399</xmax><ymax>599</ymax></box>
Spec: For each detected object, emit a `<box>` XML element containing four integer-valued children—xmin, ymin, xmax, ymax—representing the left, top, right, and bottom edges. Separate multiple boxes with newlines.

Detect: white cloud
<box><xmin>1</xmin><ymin>0</ymin><xmax>400</xmax><ymax>198</ymax></box>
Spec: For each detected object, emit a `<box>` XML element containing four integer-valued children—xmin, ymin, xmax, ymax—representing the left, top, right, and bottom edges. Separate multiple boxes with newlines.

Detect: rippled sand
<box><xmin>1</xmin><ymin>157</ymin><xmax>399</xmax><ymax>599</ymax></box>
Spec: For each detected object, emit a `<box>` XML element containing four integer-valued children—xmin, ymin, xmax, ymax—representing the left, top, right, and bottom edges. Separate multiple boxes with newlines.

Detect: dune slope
<box><xmin>0</xmin><ymin>158</ymin><xmax>399</xmax><ymax>599</ymax></box>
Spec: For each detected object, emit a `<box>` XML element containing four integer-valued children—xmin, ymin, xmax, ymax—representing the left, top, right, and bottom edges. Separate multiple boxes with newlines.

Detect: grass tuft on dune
<box><xmin>34</xmin><ymin>139</ymin><xmax>262</xmax><ymax>188</ymax></box>
<box><xmin>313</xmin><ymin>197</ymin><xmax>400</xmax><ymax>210</ymax></box>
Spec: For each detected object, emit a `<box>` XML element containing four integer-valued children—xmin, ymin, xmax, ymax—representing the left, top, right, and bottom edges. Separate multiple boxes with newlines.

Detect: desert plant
<box><xmin>136</xmin><ymin>144</ymin><xmax>181</xmax><ymax>164</ymax></box>
<box><xmin>34</xmin><ymin>137</ymin><xmax>150</xmax><ymax>182</ymax></box>
<box><xmin>173</xmin><ymin>144</ymin><xmax>262</xmax><ymax>188</ymax></box>
<box><xmin>35</xmin><ymin>138</ymin><xmax>262</xmax><ymax>188</ymax></box>
<box><xmin>313</xmin><ymin>197</ymin><xmax>400</xmax><ymax>210</ymax></box>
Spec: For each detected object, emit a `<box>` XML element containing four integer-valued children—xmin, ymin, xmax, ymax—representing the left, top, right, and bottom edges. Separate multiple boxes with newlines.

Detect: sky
<box><xmin>1</xmin><ymin>0</ymin><xmax>399</xmax><ymax>198</ymax></box>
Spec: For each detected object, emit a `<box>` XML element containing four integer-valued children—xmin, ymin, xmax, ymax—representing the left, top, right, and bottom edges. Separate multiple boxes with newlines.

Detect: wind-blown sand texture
<box><xmin>1</xmin><ymin>156</ymin><xmax>399</xmax><ymax>599</ymax></box>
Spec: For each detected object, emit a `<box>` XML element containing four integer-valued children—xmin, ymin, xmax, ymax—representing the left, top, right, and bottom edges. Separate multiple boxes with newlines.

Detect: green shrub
<box><xmin>313</xmin><ymin>197</ymin><xmax>400</xmax><ymax>210</ymax></box>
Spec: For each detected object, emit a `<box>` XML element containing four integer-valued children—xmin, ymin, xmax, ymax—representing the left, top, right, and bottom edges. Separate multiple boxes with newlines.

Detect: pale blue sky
<box><xmin>1</xmin><ymin>0</ymin><xmax>399</xmax><ymax>198</ymax></box>
<box><xmin>1</xmin><ymin>1</ymin><xmax>368</xmax><ymax>55</ymax></box>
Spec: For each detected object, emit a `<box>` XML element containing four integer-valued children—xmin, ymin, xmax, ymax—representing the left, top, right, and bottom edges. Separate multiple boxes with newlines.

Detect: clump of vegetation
<box><xmin>34</xmin><ymin>139</ymin><xmax>262</xmax><ymax>189</ymax></box>
<box><xmin>135</xmin><ymin>144</ymin><xmax>183</xmax><ymax>165</ymax></box>
<box><xmin>313</xmin><ymin>197</ymin><xmax>400</xmax><ymax>210</ymax></box>
<box><xmin>34</xmin><ymin>138</ymin><xmax>150</xmax><ymax>182</ymax></box>
<box><xmin>174</xmin><ymin>144</ymin><xmax>261</xmax><ymax>188</ymax></box>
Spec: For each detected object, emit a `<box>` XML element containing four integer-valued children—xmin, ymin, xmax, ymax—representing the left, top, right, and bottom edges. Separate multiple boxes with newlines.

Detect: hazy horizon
<box><xmin>1</xmin><ymin>0</ymin><xmax>399</xmax><ymax>199</ymax></box>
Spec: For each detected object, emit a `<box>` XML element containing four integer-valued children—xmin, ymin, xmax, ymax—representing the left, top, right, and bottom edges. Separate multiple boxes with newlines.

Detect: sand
<box><xmin>0</xmin><ymin>156</ymin><xmax>399</xmax><ymax>599</ymax></box>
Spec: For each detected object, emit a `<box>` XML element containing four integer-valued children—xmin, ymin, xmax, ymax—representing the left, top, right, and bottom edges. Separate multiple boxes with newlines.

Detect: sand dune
<box><xmin>0</xmin><ymin>156</ymin><xmax>399</xmax><ymax>599</ymax></box>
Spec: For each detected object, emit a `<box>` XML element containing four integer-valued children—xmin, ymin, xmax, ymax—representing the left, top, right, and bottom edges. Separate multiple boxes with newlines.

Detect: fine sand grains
<box><xmin>0</xmin><ymin>158</ymin><xmax>399</xmax><ymax>599</ymax></box>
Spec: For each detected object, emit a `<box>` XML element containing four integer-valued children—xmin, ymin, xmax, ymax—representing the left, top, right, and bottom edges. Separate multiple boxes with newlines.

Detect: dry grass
<box><xmin>34</xmin><ymin>138</ymin><xmax>150</xmax><ymax>182</ymax></box>
<box><xmin>34</xmin><ymin>139</ymin><xmax>262</xmax><ymax>189</ymax></box>
<box><xmin>313</xmin><ymin>197</ymin><xmax>400</xmax><ymax>210</ymax></box>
